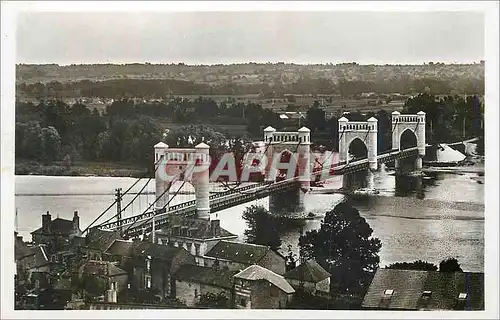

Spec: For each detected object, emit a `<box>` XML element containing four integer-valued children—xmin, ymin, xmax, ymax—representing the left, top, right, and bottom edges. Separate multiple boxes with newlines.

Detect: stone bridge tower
<box><xmin>154</xmin><ymin>141</ymin><xmax>211</xmax><ymax>219</ymax></box>
<box><xmin>338</xmin><ymin>116</ymin><xmax>378</xmax><ymax>171</ymax></box>
<box><xmin>391</xmin><ymin>111</ymin><xmax>426</xmax><ymax>170</ymax></box>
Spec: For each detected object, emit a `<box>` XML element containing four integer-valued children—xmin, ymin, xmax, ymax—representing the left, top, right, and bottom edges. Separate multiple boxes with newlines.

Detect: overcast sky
<box><xmin>16</xmin><ymin>11</ymin><xmax>484</xmax><ymax>65</ymax></box>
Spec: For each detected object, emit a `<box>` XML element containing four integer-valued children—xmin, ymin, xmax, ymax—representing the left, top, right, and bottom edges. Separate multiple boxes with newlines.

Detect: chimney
<box><xmin>42</xmin><ymin>211</ymin><xmax>51</xmax><ymax>234</ymax></box>
<box><xmin>72</xmin><ymin>211</ymin><xmax>80</xmax><ymax>235</ymax></box>
<box><xmin>210</xmin><ymin>219</ymin><xmax>220</xmax><ymax>238</ymax></box>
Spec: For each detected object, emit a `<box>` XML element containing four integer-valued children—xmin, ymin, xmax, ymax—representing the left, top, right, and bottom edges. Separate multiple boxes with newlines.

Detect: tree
<box><xmin>196</xmin><ymin>292</ymin><xmax>230</xmax><ymax>308</ymax></box>
<box><xmin>41</xmin><ymin>126</ymin><xmax>62</xmax><ymax>163</ymax></box>
<box><xmin>386</xmin><ymin>260</ymin><xmax>438</xmax><ymax>271</ymax></box>
<box><xmin>165</xmin><ymin>125</ymin><xmax>227</xmax><ymax>150</ymax></box>
<box><xmin>242</xmin><ymin>205</ymin><xmax>282</xmax><ymax>251</ymax></box>
<box><xmin>439</xmin><ymin>258</ymin><xmax>463</xmax><ymax>272</ymax></box>
<box><xmin>305</xmin><ymin>102</ymin><xmax>326</xmax><ymax>133</ymax></box>
<box><xmin>299</xmin><ymin>202</ymin><xmax>382</xmax><ymax>295</ymax></box>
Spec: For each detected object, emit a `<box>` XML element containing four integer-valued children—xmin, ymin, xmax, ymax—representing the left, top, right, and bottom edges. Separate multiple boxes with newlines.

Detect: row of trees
<box><xmin>106</xmin><ymin>98</ymin><xmax>283</xmax><ymax>137</ymax></box>
<box><xmin>16</xmin><ymin>100</ymin><xmax>162</xmax><ymax>167</ymax></box>
<box><xmin>17</xmin><ymin>75</ymin><xmax>484</xmax><ymax>100</ymax></box>
<box><xmin>305</xmin><ymin>93</ymin><xmax>484</xmax><ymax>153</ymax></box>
<box><xmin>15</xmin><ymin>92</ymin><xmax>484</xmax><ymax>170</ymax></box>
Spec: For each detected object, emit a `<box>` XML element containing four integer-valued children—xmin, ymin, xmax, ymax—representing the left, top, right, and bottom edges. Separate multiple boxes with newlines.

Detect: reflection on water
<box><xmin>15</xmin><ymin>164</ymin><xmax>484</xmax><ymax>272</ymax></box>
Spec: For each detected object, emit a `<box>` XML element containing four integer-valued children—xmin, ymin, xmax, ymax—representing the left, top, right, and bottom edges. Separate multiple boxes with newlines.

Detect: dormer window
<box><xmin>458</xmin><ymin>293</ymin><xmax>468</xmax><ymax>300</ymax></box>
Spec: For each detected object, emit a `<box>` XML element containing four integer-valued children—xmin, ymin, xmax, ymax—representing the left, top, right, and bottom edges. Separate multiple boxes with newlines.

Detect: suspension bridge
<box><xmin>82</xmin><ymin>111</ymin><xmax>477</xmax><ymax>240</ymax></box>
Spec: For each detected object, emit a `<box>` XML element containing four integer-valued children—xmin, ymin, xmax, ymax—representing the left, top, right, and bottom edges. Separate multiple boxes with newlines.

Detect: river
<box><xmin>15</xmin><ymin>163</ymin><xmax>484</xmax><ymax>272</ymax></box>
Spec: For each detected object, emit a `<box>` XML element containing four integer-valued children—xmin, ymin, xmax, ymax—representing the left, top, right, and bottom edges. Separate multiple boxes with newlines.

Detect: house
<box><xmin>103</xmin><ymin>239</ymin><xmax>195</xmax><ymax>299</ymax></box>
<box><xmin>103</xmin><ymin>239</ymin><xmax>134</xmax><ymax>265</ymax></box>
<box><xmin>78</xmin><ymin>260</ymin><xmax>128</xmax><ymax>303</ymax></box>
<box><xmin>362</xmin><ymin>269</ymin><xmax>484</xmax><ymax>310</ymax></box>
<box><xmin>233</xmin><ymin>265</ymin><xmax>295</xmax><ymax>309</ymax></box>
<box><xmin>155</xmin><ymin>217</ymin><xmax>238</xmax><ymax>266</ymax></box>
<box><xmin>284</xmin><ymin>260</ymin><xmax>331</xmax><ymax>296</ymax></box>
<box><xmin>15</xmin><ymin>243</ymin><xmax>52</xmax><ymax>287</ymax></box>
<box><xmin>31</xmin><ymin>211</ymin><xmax>82</xmax><ymax>250</ymax></box>
<box><xmin>85</xmin><ymin>227</ymin><xmax>123</xmax><ymax>260</ymax></box>
<box><xmin>173</xmin><ymin>264</ymin><xmax>237</xmax><ymax>307</ymax></box>
<box><xmin>204</xmin><ymin>240</ymin><xmax>286</xmax><ymax>275</ymax></box>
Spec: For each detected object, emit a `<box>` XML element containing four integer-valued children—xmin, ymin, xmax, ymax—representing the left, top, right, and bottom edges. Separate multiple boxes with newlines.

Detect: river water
<box><xmin>15</xmin><ymin>164</ymin><xmax>484</xmax><ymax>272</ymax></box>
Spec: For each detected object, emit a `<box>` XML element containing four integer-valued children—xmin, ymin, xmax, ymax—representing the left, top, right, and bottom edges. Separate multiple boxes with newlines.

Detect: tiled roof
<box><xmin>86</xmin><ymin>228</ymin><xmax>122</xmax><ymax>251</ymax></box>
<box><xmin>131</xmin><ymin>242</ymin><xmax>185</xmax><ymax>262</ymax></box>
<box><xmin>284</xmin><ymin>260</ymin><xmax>331</xmax><ymax>283</ymax></box>
<box><xmin>362</xmin><ymin>269</ymin><xmax>484</xmax><ymax>310</ymax></box>
<box><xmin>174</xmin><ymin>265</ymin><xmax>237</xmax><ymax>289</ymax></box>
<box><xmin>15</xmin><ymin>234</ymin><xmax>30</xmax><ymax>260</ymax></box>
<box><xmin>31</xmin><ymin>218</ymin><xmax>74</xmax><ymax>235</ymax></box>
<box><xmin>17</xmin><ymin>245</ymin><xmax>50</xmax><ymax>268</ymax></box>
<box><xmin>204</xmin><ymin>241</ymin><xmax>270</xmax><ymax>264</ymax></box>
<box><xmin>82</xmin><ymin>260</ymin><xmax>127</xmax><ymax>277</ymax></box>
<box><xmin>105</xmin><ymin>239</ymin><xmax>134</xmax><ymax>256</ymax></box>
<box><xmin>70</xmin><ymin>236</ymin><xmax>86</xmax><ymax>247</ymax></box>
<box><xmin>235</xmin><ymin>265</ymin><xmax>295</xmax><ymax>294</ymax></box>
<box><xmin>159</xmin><ymin>217</ymin><xmax>237</xmax><ymax>240</ymax></box>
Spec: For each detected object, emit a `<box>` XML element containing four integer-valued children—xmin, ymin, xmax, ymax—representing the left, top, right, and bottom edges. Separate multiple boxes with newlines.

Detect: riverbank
<box><xmin>15</xmin><ymin>160</ymin><xmax>150</xmax><ymax>178</ymax></box>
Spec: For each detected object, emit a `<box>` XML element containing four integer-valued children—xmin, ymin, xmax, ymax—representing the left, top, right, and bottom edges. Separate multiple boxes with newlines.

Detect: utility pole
<box><xmin>298</xmin><ymin>227</ymin><xmax>305</xmax><ymax>290</ymax></box>
<box><xmin>152</xmin><ymin>208</ymin><xmax>156</xmax><ymax>244</ymax></box>
<box><xmin>115</xmin><ymin>188</ymin><xmax>122</xmax><ymax>233</ymax></box>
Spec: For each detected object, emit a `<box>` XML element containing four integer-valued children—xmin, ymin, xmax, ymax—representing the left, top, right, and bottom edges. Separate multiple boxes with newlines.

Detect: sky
<box><xmin>16</xmin><ymin>11</ymin><xmax>485</xmax><ymax>65</ymax></box>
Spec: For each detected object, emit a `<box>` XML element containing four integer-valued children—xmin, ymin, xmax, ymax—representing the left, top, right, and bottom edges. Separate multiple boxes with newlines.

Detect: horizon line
<box><xmin>16</xmin><ymin>60</ymin><xmax>486</xmax><ymax>67</ymax></box>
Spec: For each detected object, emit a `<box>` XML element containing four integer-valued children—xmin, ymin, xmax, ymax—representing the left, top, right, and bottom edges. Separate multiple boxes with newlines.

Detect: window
<box><xmin>127</xmin><ymin>283</ymin><xmax>131</xmax><ymax>289</ymax></box>
<box><xmin>240</xmin><ymin>298</ymin><xmax>246</xmax><ymax>307</ymax></box>
<box><xmin>384</xmin><ymin>289</ymin><xmax>394</xmax><ymax>296</ymax></box>
<box><xmin>194</xmin><ymin>289</ymin><xmax>198</xmax><ymax>297</ymax></box>
<box><xmin>145</xmin><ymin>275</ymin><xmax>152</xmax><ymax>289</ymax></box>
<box><xmin>146</xmin><ymin>258</ymin><xmax>151</xmax><ymax>271</ymax></box>
<box><xmin>458</xmin><ymin>293</ymin><xmax>468</xmax><ymax>300</ymax></box>
<box><xmin>195</xmin><ymin>244</ymin><xmax>200</xmax><ymax>256</ymax></box>
<box><xmin>111</xmin><ymin>281</ymin><xmax>117</xmax><ymax>291</ymax></box>
<box><xmin>422</xmin><ymin>290</ymin><xmax>432</xmax><ymax>299</ymax></box>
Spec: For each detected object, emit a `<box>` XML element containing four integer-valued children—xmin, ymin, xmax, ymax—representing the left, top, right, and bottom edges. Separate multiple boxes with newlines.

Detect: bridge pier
<box><xmin>366</xmin><ymin>169</ymin><xmax>375</xmax><ymax>190</ymax></box>
<box><xmin>269</xmin><ymin>182</ymin><xmax>306</xmax><ymax>217</ymax></box>
<box><xmin>342</xmin><ymin>170</ymin><xmax>368</xmax><ymax>191</ymax></box>
<box><xmin>395</xmin><ymin>172</ymin><xmax>424</xmax><ymax>199</ymax></box>
<box><xmin>264</xmin><ymin>126</ymin><xmax>311</xmax><ymax>218</ymax></box>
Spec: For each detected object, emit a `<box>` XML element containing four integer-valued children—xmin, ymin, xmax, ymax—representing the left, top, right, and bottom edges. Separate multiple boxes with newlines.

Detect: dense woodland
<box><xmin>15</xmin><ymin>93</ymin><xmax>484</xmax><ymax>175</ymax></box>
<box><xmin>16</xmin><ymin>76</ymin><xmax>484</xmax><ymax>99</ymax></box>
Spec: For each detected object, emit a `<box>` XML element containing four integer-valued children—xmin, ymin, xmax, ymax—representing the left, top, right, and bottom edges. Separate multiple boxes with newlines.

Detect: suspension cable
<box><xmin>216</xmin><ymin>137</ymin><xmax>273</xmax><ymax>191</ymax></box>
<box><xmin>219</xmin><ymin>139</ymin><xmax>303</xmax><ymax>196</ymax></box>
<box><xmin>315</xmin><ymin>126</ymin><xmax>346</xmax><ymax>169</ymax></box>
<box><xmin>83</xmin><ymin>157</ymin><xmax>164</xmax><ymax>233</ymax></box>
<box><xmin>119</xmin><ymin>179</ymin><xmax>175</xmax><ymax>237</ymax></box>
<box><xmin>121</xmin><ymin>176</ymin><xmax>189</xmax><ymax>238</ymax></box>
<box><xmin>94</xmin><ymin>177</ymin><xmax>153</xmax><ymax>228</ymax></box>
<box><xmin>121</xmin><ymin>160</ymin><xmax>199</xmax><ymax>237</ymax></box>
